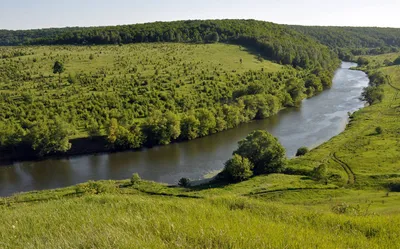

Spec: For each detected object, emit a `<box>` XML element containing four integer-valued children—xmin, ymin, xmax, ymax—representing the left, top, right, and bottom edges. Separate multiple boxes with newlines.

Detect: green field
<box><xmin>1</xmin><ymin>53</ymin><xmax>399</xmax><ymax>248</ymax></box>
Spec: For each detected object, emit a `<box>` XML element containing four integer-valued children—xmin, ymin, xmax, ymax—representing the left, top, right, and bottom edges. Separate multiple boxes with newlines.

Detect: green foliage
<box><xmin>312</xmin><ymin>164</ymin><xmax>328</xmax><ymax>181</ymax></box>
<box><xmin>0</xmin><ymin>122</ymin><xmax>26</xmax><ymax>148</ymax></box>
<box><xmin>234</xmin><ymin>130</ymin><xmax>286</xmax><ymax>175</ymax></box>
<box><xmin>196</xmin><ymin>108</ymin><xmax>216</xmax><ymax>137</ymax></box>
<box><xmin>331</xmin><ymin>202</ymin><xmax>362</xmax><ymax>215</ymax></box>
<box><xmin>291</xmin><ymin>25</ymin><xmax>400</xmax><ymax>58</ymax></box>
<box><xmin>107</xmin><ymin>119</ymin><xmax>144</xmax><ymax>149</ymax></box>
<box><xmin>368</xmin><ymin>71</ymin><xmax>388</xmax><ymax>86</ymax></box>
<box><xmin>205</xmin><ymin>32</ymin><xmax>219</xmax><ymax>43</ymax></box>
<box><xmin>180</xmin><ymin>113</ymin><xmax>200</xmax><ymax>140</ymax></box>
<box><xmin>75</xmin><ymin>180</ymin><xmax>113</xmax><ymax>194</ymax></box>
<box><xmin>144</xmin><ymin>111</ymin><xmax>181</xmax><ymax>145</ymax></box>
<box><xmin>224</xmin><ymin>154</ymin><xmax>254</xmax><ymax>182</ymax></box>
<box><xmin>130</xmin><ymin>173</ymin><xmax>141</xmax><ymax>185</ymax></box>
<box><xmin>296</xmin><ymin>147</ymin><xmax>309</xmax><ymax>156</ymax></box>
<box><xmin>178</xmin><ymin>177</ymin><xmax>191</xmax><ymax>187</ymax></box>
<box><xmin>361</xmin><ymin>86</ymin><xmax>384</xmax><ymax>105</ymax></box>
<box><xmin>0</xmin><ymin>42</ymin><xmax>336</xmax><ymax>156</ymax></box>
<box><xmin>357</xmin><ymin>57</ymin><xmax>370</xmax><ymax>66</ymax></box>
<box><xmin>375</xmin><ymin>126</ymin><xmax>383</xmax><ymax>134</ymax></box>
<box><xmin>53</xmin><ymin>60</ymin><xmax>64</xmax><ymax>83</ymax></box>
<box><xmin>0</xmin><ymin>19</ymin><xmax>339</xmax><ymax>69</ymax></box>
<box><xmin>28</xmin><ymin>119</ymin><xmax>72</xmax><ymax>156</ymax></box>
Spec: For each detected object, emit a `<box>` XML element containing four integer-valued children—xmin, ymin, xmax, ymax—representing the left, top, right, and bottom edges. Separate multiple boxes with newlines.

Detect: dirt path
<box><xmin>331</xmin><ymin>153</ymin><xmax>356</xmax><ymax>185</ymax></box>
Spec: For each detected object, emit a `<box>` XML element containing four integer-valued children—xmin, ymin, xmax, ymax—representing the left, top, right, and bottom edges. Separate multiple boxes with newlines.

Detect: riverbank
<box><xmin>1</xmin><ymin>55</ymin><xmax>400</xmax><ymax>248</ymax></box>
<box><xmin>0</xmin><ymin>62</ymin><xmax>369</xmax><ymax>196</ymax></box>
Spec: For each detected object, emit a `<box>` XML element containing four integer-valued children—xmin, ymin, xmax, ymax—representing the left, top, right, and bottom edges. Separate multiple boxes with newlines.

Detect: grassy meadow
<box><xmin>0</xmin><ymin>53</ymin><xmax>399</xmax><ymax>248</ymax></box>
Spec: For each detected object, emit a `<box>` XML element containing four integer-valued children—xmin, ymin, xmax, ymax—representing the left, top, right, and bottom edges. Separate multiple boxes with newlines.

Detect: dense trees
<box><xmin>28</xmin><ymin>119</ymin><xmax>72</xmax><ymax>156</ymax></box>
<box><xmin>107</xmin><ymin>119</ymin><xmax>144</xmax><ymax>149</ymax></box>
<box><xmin>291</xmin><ymin>25</ymin><xmax>400</xmax><ymax>58</ymax></box>
<box><xmin>360</xmin><ymin>70</ymin><xmax>387</xmax><ymax>105</ymax></box>
<box><xmin>143</xmin><ymin>111</ymin><xmax>181</xmax><ymax>145</ymax></box>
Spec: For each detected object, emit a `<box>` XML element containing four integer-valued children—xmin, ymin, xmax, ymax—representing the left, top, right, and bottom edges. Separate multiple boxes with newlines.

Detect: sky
<box><xmin>1</xmin><ymin>0</ymin><xmax>400</xmax><ymax>30</ymax></box>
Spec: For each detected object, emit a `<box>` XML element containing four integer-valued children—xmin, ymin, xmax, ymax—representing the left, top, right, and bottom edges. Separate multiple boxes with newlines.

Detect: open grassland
<box><xmin>1</xmin><ymin>192</ymin><xmax>400</xmax><ymax>249</ymax></box>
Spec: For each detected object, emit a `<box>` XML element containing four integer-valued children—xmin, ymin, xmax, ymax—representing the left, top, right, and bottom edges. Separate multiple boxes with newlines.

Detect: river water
<box><xmin>0</xmin><ymin>62</ymin><xmax>369</xmax><ymax>196</ymax></box>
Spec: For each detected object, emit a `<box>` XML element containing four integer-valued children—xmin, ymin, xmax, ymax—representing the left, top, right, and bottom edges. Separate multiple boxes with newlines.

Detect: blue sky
<box><xmin>1</xmin><ymin>0</ymin><xmax>399</xmax><ymax>30</ymax></box>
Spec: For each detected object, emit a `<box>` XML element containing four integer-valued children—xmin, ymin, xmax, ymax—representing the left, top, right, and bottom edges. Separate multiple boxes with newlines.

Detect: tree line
<box><xmin>290</xmin><ymin>25</ymin><xmax>400</xmax><ymax>60</ymax></box>
<box><xmin>0</xmin><ymin>19</ymin><xmax>339</xmax><ymax>69</ymax></box>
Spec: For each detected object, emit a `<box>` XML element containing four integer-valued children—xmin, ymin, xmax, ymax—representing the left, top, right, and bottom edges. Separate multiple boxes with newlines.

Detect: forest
<box><xmin>0</xmin><ymin>20</ymin><xmax>340</xmax><ymax>158</ymax></box>
<box><xmin>290</xmin><ymin>25</ymin><xmax>400</xmax><ymax>59</ymax></box>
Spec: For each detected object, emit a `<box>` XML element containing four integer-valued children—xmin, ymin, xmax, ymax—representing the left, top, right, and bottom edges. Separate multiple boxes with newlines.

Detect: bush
<box><xmin>224</xmin><ymin>154</ymin><xmax>254</xmax><ymax>182</ymax></box>
<box><xmin>296</xmin><ymin>147</ymin><xmax>309</xmax><ymax>156</ymax></box>
<box><xmin>332</xmin><ymin>202</ymin><xmax>361</xmax><ymax>215</ymax></box>
<box><xmin>234</xmin><ymin>130</ymin><xmax>286</xmax><ymax>175</ymax></box>
<box><xmin>357</xmin><ymin>57</ymin><xmax>370</xmax><ymax>66</ymax></box>
<box><xmin>75</xmin><ymin>181</ymin><xmax>111</xmax><ymax>194</ymax></box>
<box><xmin>178</xmin><ymin>177</ymin><xmax>191</xmax><ymax>187</ymax></box>
<box><xmin>375</xmin><ymin>126</ymin><xmax>383</xmax><ymax>134</ymax></box>
<box><xmin>130</xmin><ymin>173</ymin><xmax>141</xmax><ymax>185</ymax></box>
<box><xmin>361</xmin><ymin>86</ymin><xmax>384</xmax><ymax>105</ymax></box>
<box><xmin>312</xmin><ymin>164</ymin><xmax>328</xmax><ymax>181</ymax></box>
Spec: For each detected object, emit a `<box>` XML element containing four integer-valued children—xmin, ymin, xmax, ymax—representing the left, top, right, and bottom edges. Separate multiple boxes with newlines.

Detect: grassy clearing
<box><xmin>0</xmin><ymin>54</ymin><xmax>399</xmax><ymax>248</ymax></box>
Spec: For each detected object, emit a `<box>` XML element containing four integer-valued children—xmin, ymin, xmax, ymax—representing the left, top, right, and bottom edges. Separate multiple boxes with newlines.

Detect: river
<box><xmin>0</xmin><ymin>62</ymin><xmax>369</xmax><ymax>196</ymax></box>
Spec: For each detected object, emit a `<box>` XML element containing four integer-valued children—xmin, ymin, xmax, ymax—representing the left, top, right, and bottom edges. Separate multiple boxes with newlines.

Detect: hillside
<box><xmin>1</xmin><ymin>54</ymin><xmax>399</xmax><ymax>248</ymax></box>
<box><xmin>0</xmin><ymin>27</ymin><xmax>339</xmax><ymax>158</ymax></box>
<box><xmin>290</xmin><ymin>25</ymin><xmax>400</xmax><ymax>58</ymax></box>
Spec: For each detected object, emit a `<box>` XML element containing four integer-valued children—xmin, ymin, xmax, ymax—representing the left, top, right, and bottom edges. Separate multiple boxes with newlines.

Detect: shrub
<box><xmin>296</xmin><ymin>147</ymin><xmax>309</xmax><ymax>156</ymax></box>
<box><xmin>234</xmin><ymin>130</ymin><xmax>286</xmax><ymax>175</ymax></box>
<box><xmin>361</xmin><ymin>86</ymin><xmax>384</xmax><ymax>105</ymax></box>
<box><xmin>75</xmin><ymin>181</ymin><xmax>111</xmax><ymax>194</ymax></box>
<box><xmin>178</xmin><ymin>177</ymin><xmax>191</xmax><ymax>187</ymax></box>
<box><xmin>357</xmin><ymin>57</ymin><xmax>370</xmax><ymax>66</ymax></box>
<box><xmin>312</xmin><ymin>164</ymin><xmax>328</xmax><ymax>181</ymax></box>
<box><xmin>130</xmin><ymin>173</ymin><xmax>141</xmax><ymax>185</ymax></box>
<box><xmin>224</xmin><ymin>154</ymin><xmax>254</xmax><ymax>182</ymax></box>
<box><xmin>332</xmin><ymin>202</ymin><xmax>361</xmax><ymax>215</ymax></box>
<box><xmin>375</xmin><ymin>126</ymin><xmax>383</xmax><ymax>134</ymax></box>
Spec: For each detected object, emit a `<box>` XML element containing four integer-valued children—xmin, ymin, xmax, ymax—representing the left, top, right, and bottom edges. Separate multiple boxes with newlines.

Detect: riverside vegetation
<box><xmin>0</xmin><ymin>20</ymin><xmax>339</xmax><ymax>158</ymax></box>
<box><xmin>1</xmin><ymin>20</ymin><xmax>400</xmax><ymax>248</ymax></box>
